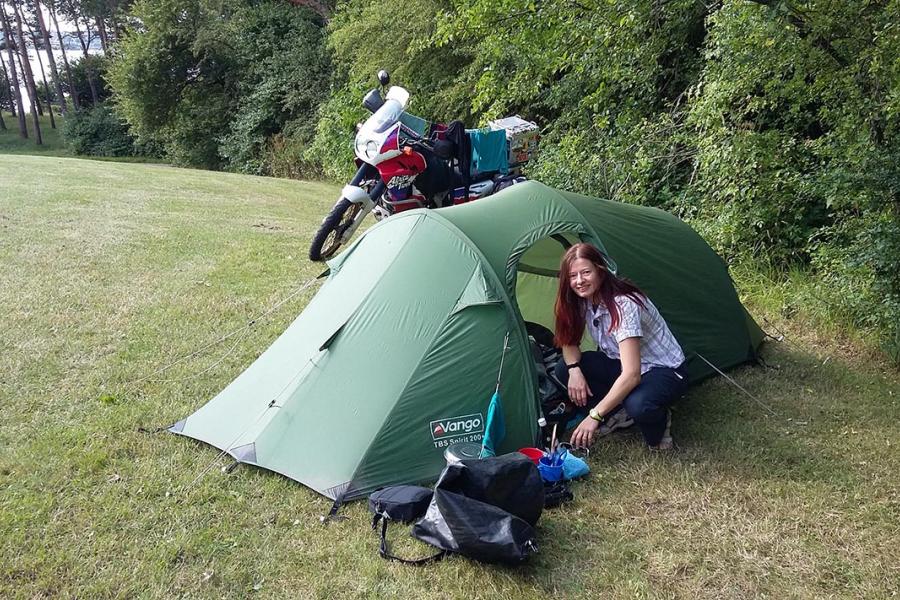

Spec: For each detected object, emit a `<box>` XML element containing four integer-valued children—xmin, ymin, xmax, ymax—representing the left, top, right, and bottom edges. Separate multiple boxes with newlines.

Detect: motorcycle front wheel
<box><xmin>309</xmin><ymin>199</ymin><xmax>363</xmax><ymax>261</ymax></box>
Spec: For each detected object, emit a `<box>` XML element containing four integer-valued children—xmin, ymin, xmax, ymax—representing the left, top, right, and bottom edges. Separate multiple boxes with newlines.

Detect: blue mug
<box><xmin>538</xmin><ymin>455</ymin><xmax>563</xmax><ymax>482</ymax></box>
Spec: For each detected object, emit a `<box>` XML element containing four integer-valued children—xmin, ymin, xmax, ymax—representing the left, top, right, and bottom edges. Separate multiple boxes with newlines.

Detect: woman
<box><xmin>553</xmin><ymin>243</ymin><xmax>688</xmax><ymax>450</ymax></box>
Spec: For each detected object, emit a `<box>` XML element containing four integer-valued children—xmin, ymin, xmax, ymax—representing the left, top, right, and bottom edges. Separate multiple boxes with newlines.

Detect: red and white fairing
<box><xmin>353</xmin><ymin>86</ymin><xmax>411</xmax><ymax>166</ymax></box>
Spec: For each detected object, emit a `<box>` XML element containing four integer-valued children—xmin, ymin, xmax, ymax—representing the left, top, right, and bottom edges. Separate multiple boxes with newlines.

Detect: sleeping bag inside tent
<box><xmin>171</xmin><ymin>181</ymin><xmax>763</xmax><ymax>501</ymax></box>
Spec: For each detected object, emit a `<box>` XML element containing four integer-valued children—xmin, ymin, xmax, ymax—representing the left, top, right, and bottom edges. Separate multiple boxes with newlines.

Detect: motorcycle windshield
<box><xmin>361</xmin><ymin>99</ymin><xmax>404</xmax><ymax>135</ymax></box>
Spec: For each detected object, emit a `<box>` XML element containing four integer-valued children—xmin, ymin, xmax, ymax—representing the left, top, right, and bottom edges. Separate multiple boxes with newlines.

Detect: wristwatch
<box><xmin>588</xmin><ymin>408</ymin><xmax>604</xmax><ymax>423</ymax></box>
<box><xmin>566</xmin><ymin>362</ymin><xmax>580</xmax><ymax>370</ymax></box>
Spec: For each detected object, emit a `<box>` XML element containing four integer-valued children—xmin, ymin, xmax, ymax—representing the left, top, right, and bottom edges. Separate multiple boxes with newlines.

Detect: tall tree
<box><xmin>0</xmin><ymin>51</ymin><xmax>17</xmax><ymax>116</ymax></box>
<box><xmin>0</xmin><ymin>62</ymin><xmax>6</xmax><ymax>128</ymax></box>
<box><xmin>33</xmin><ymin>0</ymin><xmax>66</xmax><ymax>114</ymax></box>
<box><xmin>0</xmin><ymin>3</ymin><xmax>27</xmax><ymax>136</ymax></box>
<box><xmin>94</xmin><ymin>14</ymin><xmax>105</xmax><ymax>50</ymax></box>
<box><xmin>25</xmin><ymin>16</ymin><xmax>54</xmax><ymax>127</ymax></box>
<box><xmin>65</xmin><ymin>0</ymin><xmax>98</xmax><ymax>105</ymax></box>
<box><xmin>12</xmin><ymin>0</ymin><xmax>42</xmax><ymax>143</ymax></box>
<box><xmin>48</xmin><ymin>0</ymin><xmax>77</xmax><ymax>109</ymax></box>
<box><xmin>12</xmin><ymin>35</ymin><xmax>41</xmax><ymax>114</ymax></box>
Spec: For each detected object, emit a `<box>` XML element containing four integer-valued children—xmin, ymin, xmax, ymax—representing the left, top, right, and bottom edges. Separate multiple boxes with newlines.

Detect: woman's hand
<box><xmin>567</xmin><ymin>368</ymin><xmax>593</xmax><ymax>407</ymax></box>
<box><xmin>570</xmin><ymin>415</ymin><xmax>600</xmax><ymax>448</ymax></box>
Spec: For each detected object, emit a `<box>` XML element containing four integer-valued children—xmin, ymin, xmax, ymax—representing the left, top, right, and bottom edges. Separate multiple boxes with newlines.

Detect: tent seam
<box><xmin>502</xmin><ymin>183</ymin><xmax>611</xmax><ymax>290</ymax></box>
<box><xmin>424</xmin><ymin>211</ymin><xmax>541</xmax><ymax>428</ymax></box>
<box><xmin>341</xmin><ymin>216</ymin><xmax>502</xmax><ymax>497</ymax></box>
<box><xmin>265</xmin><ymin>212</ymin><xmax>429</xmax><ymax>501</ymax></box>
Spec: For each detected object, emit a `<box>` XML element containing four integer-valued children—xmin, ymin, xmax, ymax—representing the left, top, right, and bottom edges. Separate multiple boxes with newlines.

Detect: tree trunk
<box><xmin>0</xmin><ymin>81</ymin><xmax>6</xmax><ymax>128</ymax></box>
<box><xmin>13</xmin><ymin>48</ymin><xmax>40</xmax><ymax>115</ymax></box>
<box><xmin>26</xmin><ymin>20</ymin><xmax>56</xmax><ymax>129</ymax></box>
<box><xmin>0</xmin><ymin>58</ymin><xmax>8</xmax><ymax>120</ymax></box>
<box><xmin>12</xmin><ymin>8</ymin><xmax>41</xmax><ymax>117</ymax></box>
<box><xmin>71</xmin><ymin>10</ymin><xmax>87</xmax><ymax>54</ymax></box>
<box><xmin>96</xmin><ymin>16</ymin><xmax>107</xmax><ymax>52</ymax></box>
<box><xmin>49</xmin><ymin>2</ymin><xmax>78</xmax><ymax>110</ymax></box>
<box><xmin>35</xmin><ymin>0</ymin><xmax>66</xmax><ymax>115</ymax></box>
<box><xmin>109</xmin><ymin>10</ymin><xmax>120</xmax><ymax>42</ymax></box>
<box><xmin>1</xmin><ymin>4</ymin><xmax>27</xmax><ymax>137</ymax></box>
<box><xmin>0</xmin><ymin>52</ymin><xmax>17</xmax><ymax>117</ymax></box>
<box><xmin>71</xmin><ymin>13</ymin><xmax>98</xmax><ymax>106</ymax></box>
<box><xmin>12</xmin><ymin>1</ymin><xmax>42</xmax><ymax>144</ymax></box>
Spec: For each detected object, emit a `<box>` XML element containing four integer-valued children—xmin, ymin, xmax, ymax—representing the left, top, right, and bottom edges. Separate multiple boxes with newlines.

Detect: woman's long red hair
<box><xmin>553</xmin><ymin>243</ymin><xmax>646</xmax><ymax>347</ymax></box>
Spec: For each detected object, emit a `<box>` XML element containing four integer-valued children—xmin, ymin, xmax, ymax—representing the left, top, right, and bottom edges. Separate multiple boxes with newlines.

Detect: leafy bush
<box><xmin>218</xmin><ymin>2</ymin><xmax>330</xmax><ymax>176</ymax></box>
<box><xmin>304</xmin><ymin>85</ymin><xmax>366</xmax><ymax>182</ymax></box>
<box><xmin>108</xmin><ymin>0</ymin><xmax>242</xmax><ymax>169</ymax></box>
<box><xmin>109</xmin><ymin>0</ymin><xmax>329</xmax><ymax>172</ymax></box>
<box><xmin>50</xmin><ymin>54</ymin><xmax>113</xmax><ymax>109</ymax></box>
<box><xmin>305</xmin><ymin>0</ymin><xmax>474</xmax><ymax>179</ymax></box>
<box><xmin>809</xmin><ymin>214</ymin><xmax>900</xmax><ymax>362</ymax></box>
<box><xmin>62</xmin><ymin>104</ymin><xmax>140</xmax><ymax>156</ymax></box>
<box><xmin>265</xmin><ymin>129</ymin><xmax>321</xmax><ymax>180</ymax></box>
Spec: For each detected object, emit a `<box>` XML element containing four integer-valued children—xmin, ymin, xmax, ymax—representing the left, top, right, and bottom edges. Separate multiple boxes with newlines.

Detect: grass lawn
<box><xmin>1</xmin><ymin>111</ymin><xmax>163</xmax><ymax>165</ymax></box>
<box><xmin>0</xmin><ymin>111</ymin><xmax>70</xmax><ymax>157</ymax></box>
<box><xmin>1</xmin><ymin>154</ymin><xmax>898</xmax><ymax>598</ymax></box>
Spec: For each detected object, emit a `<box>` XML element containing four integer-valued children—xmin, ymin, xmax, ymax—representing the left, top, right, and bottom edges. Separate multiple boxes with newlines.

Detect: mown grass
<box><xmin>1</xmin><ymin>111</ymin><xmax>164</xmax><ymax>164</ymax></box>
<box><xmin>0</xmin><ymin>111</ymin><xmax>69</xmax><ymax>156</ymax></box>
<box><xmin>1</xmin><ymin>154</ymin><xmax>898</xmax><ymax>598</ymax></box>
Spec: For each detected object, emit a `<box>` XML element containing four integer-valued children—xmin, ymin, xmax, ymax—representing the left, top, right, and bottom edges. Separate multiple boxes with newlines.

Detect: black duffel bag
<box><xmin>368</xmin><ymin>485</ymin><xmax>445</xmax><ymax>565</ymax></box>
<box><xmin>411</xmin><ymin>453</ymin><xmax>543</xmax><ymax>564</ymax></box>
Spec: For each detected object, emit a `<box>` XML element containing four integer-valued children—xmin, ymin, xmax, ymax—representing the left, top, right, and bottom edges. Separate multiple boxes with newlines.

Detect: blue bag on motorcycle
<box><xmin>469</xmin><ymin>128</ymin><xmax>509</xmax><ymax>175</ymax></box>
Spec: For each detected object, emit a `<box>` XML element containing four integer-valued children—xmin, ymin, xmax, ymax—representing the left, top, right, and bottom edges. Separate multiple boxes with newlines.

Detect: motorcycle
<box><xmin>308</xmin><ymin>71</ymin><xmax>532</xmax><ymax>261</ymax></box>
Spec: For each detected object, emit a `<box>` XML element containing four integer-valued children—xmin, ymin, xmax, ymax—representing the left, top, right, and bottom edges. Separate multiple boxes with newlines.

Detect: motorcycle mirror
<box><xmin>377</xmin><ymin>70</ymin><xmax>390</xmax><ymax>87</ymax></box>
<box><xmin>362</xmin><ymin>88</ymin><xmax>384</xmax><ymax>113</ymax></box>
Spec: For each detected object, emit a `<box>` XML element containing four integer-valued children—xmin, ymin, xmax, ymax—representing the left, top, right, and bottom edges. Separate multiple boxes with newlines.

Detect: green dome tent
<box><xmin>171</xmin><ymin>181</ymin><xmax>763</xmax><ymax>501</ymax></box>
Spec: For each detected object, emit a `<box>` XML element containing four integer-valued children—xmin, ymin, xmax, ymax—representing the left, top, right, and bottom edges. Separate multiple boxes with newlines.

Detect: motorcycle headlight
<box><xmin>355</xmin><ymin>137</ymin><xmax>380</xmax><ymax>161</ymax></box>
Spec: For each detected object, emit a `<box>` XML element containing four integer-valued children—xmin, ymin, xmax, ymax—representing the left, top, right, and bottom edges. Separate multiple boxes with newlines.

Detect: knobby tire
<box><xmin>309</xmin><ymin>199</ymin><xmax>360</xmax><ymax>261</ymax></box>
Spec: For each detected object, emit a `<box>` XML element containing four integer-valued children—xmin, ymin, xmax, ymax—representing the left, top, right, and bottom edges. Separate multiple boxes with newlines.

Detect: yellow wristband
<box><xmin>588</xmin><ymin>408</ymin><xmax>604</xmax><ymax>422</ymax></box>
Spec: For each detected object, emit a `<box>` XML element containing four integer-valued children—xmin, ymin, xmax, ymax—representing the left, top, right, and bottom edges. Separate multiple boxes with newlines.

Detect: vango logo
<box><xmin>430</xmin><ymin>413</ymin><xmax>484</xmax><ymax>441</ymax></box>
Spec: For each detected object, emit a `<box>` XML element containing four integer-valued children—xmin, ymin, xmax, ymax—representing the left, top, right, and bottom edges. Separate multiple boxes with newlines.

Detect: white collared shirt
<box><xmin>585</xmin><ymin>295</ymin><xmax>685</xmax><ymax>373</ymax></box>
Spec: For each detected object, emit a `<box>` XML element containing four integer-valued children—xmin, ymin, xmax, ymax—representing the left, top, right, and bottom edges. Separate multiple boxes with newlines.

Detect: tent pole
<box><xmin>495</xmin><ymin>331</ymin><xmax>510</xmax><ymax>393</ymax></box>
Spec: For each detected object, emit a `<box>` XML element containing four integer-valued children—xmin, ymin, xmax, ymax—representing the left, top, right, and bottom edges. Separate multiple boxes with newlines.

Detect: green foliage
<box><xmin>0</xmin><ymin>65</ymin><xmax>13</xmax><ymax>112</ymax></box>
<box><xmin>102</xmin><ymin>0</ymin><xmax>900</xmax><ymax>361</ymax></box>
<box><xmin>218</xmin><ymin>2</ymin><xmax>330</xmax><ymax>176</ymax></box>
<box><xmin>109</xmin><ymin>0</ymin><xmax>328</xmax><ymax>172</ymax></box>
<box><xmin>327</xmin><ymin>0</ymin><xmax>471</xmax><ymax>119</ymax></box>
<box><xmin>61</xmin><ymin>103</ymin><xmax>144</xmax><ymax>156</ymax></box>
<box><xmin>809</xmin><ymin>213</ymin><xmax>900</xmax><ymax>362</ymax></box>
<box><xmin>108</xmin><ymin>0</ymin><xmax>242</xmax><ymax>168</ymax></box>
<box><xmin>264</xmin><ymin>130</ymin><xmax>320</xmax><ymax>180</ymax></box>
<box><xmin>304</xmin><ymin>85</ymin><xmax>365</xmax><ymax>181</ymax></box>
<box><xmin>375</xmin><ymin>0</ymin><xmax>709</xmax><ymax>213</ymax></box>
<box><xmin>683</xmin><ymin>1</ymin><xmax>900</xmax><ymax>357</ymax></box>
<box><xmin>36</xmin><ymin>81</ymin><xmax>58</xmax><ymax>104</ymax></box>
<box><xmin>60</xmin><ymin>54</ymin><xmax>114</xmax><ymax>107</ymax></box>
<box><xmin>306</xmin><ymin>0</ymin><xmax>472</xmax><ymax>178</ymax></box>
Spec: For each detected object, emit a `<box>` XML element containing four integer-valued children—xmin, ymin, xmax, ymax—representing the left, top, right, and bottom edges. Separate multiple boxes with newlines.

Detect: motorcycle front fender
<box><xmin>341</xmin><ymin>184</ymin><xmax>375</xmax><ymax>211</ymax></box>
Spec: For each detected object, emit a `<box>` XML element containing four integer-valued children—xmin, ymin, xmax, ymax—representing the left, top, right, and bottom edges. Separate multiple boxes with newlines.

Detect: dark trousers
<box><xmin>553</xmin><ymin>351</ymin><xmax>688</xmax><ymax>446</ymax></box>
